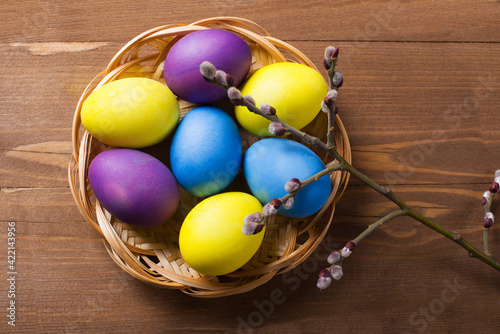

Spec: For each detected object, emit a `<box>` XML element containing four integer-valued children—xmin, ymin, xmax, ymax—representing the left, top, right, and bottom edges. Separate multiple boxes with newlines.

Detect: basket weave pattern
<box><xmin>69</xmin><ymin>17</ymin><xmax>351</xmax><ymax>297</ymax></box>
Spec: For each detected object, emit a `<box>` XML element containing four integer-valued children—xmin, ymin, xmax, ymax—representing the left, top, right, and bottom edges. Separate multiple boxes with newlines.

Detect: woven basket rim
<box><xmin>68</xmin><ymin>16</ymin><xmax>352</xmax><ymax>297</ymax></box>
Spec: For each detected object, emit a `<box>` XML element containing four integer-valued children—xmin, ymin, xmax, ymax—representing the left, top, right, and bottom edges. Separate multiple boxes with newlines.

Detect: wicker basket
<box><xmin>68</xmin><ymin>17</ymin><xmax>352</xmax><ymax>297</ymax></box>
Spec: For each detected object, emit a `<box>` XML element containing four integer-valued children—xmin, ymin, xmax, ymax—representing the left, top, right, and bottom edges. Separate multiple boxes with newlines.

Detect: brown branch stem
<box><xmin>484</xmin><ymin>228</ymin><xmax>492</xmax><ymax>258</ymax></box>
<box><xmin>353</xmin><ymin>210</ymin><xmax>405</xmax><ymax>245</ymax></box>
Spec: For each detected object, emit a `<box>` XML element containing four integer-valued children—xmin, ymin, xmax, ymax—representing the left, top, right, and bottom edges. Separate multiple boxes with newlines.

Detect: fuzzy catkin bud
<box><xmin>284</xmin><ymin>178</ymin><xmax>301</xmax><ymax>192</ymax></box>
<box><xmin>326</xmin><ymin>89</ymin><xmax>338</xmax><ymax>101</ymax></box>
<box><xmin>341</xmin><ymin>247</ymin><xmax>352</xmax><ymax>258</ymax></box>
<box><xmin>319</xmin><ymin>268</ymin><xmax>331</xmax><ymax>278</ymax></box>
<box><xmin>317</xmin><ymin>268</ymin><xmax>332</xmax><ymax>290</ymax></box>
<box><xmin>260</xmin><ymin>103</ymin><xmax>276</xmax><ymax>116</ymax></box>
<box><xmin>341</xmin><ymin>241</ymin><xmax>356</xmax><ymax>258</ymax></box>
<box><xmin>241</xmin><ymin>222</ymin><xmax>259</xmax><ymax>235</ymax></box>
<box><xmin>243</xmin><ymin>222</ymin><xmax>265</xmax><ymax>235</ymax></box>
<box><xmin>243</xmin><ymin>212</ymin><xmax>262</xmax><ymax>225</ymax></box>
<box><xmin>484</xmin><ymin>212</ymin><xmax>495</xmax><ymax>228</ymax></box>
<box><xmin>214</xmin><ymin>70</ymin><xmax>231</xmax><ymax>87</ymax></box>
<box><xmin>269</xmin><ymin>198</ymin><xmax>282</xmax><ymax>208</ymax></box>
<box><xmin>330</xmin><ymin>47</ymin><xmax>340</xmax><ymax>59</ymax></box>
<box><xmin>327</xmin><ymin>250</ymin><xmax>341</xmax><ymax>265</ymax></box>
<box><xmin>244</xmin><ymin>95</ymin><xmax>256</xmax><ymax>106</ymax></box>
<box><xmin>263</xmin><ymin>199</ymin><xmax>282</xmax><ymax>216</ymax></box>
<box><xmin>323</xmin><ymin>46</ymin><xmax>339</xmax><ymax>70</ymax></box>
<box><xmin>330</xmin><ymin>265</ymin><xmax>343</xmax><ymax>281</ymax></box>
<box><xmin>227</xmin><ymin>87</ymin><xmax>243</xmax><ymax>105</ymax></box>
<box><xmin>242</xmin><ymin>213</ymin><xmax>264</xmax><ymax>235</ymax></box>
<box><xmin>254</xmin><ymin>223</ymin><xmax>265</xmax><ymax>234</ymax></box>
<box><xmin>322</xmin><ymin>90</ymin><xmax>338</xmax><ymax>113</ymax></box>
<box><xmin>321</xmin><ymin>100</ymin><xmax>329</xmax><ymax>114</ymax></box>
<box><xmin>332</xmin><ymin>71</ymin><xmax>343</xmax><ymax>87</ymax></box>
<box><xmin>262</xmin><ymin>203</ymin><xmax>277</xmax><ymax>216</ymax></box>
<box><xmin>495</xmin><ymin>170</ymin><xmax>500</xmax><ymax>179</ymax></box>
<box><xmin>490</xmin><ymin>181</ymin><xmax>500</xmax><ymax>194</ymax></box>
<box><xmin>268</xmin><ymin>122</ymin><xmax>286</xmax><ymax>136</ymax></box>
<box><xmin>317</xmin><ymin>276</ymin><xmax>332</xmax><ymax>290</ymax></box>
<box><xmin>199</xmin><ymin>61</ymin><xmax>216</xmax><ymax>81</ymax></box>
<box><xmin>490</xmin><ymin>177</ymin><xmax>500</xmax><ymax>193</ymax></box>
<box><xmin>283</xmin><ymin>197</ymin><xmax>295</xmax><ymax>210</ymax></box>
<box><xmin>482</xmin><ymin>191</ymin><xmax>491</xmax><ymax>206</ymax></box>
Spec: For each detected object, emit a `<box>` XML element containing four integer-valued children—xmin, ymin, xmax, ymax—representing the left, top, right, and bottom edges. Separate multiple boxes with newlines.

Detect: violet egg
<box><xmin>88</xmin><ymin>148</ymin><xmax>180</xmax><ymax>227</ymax></box>
<box><xmin>163</xmin><ymin>29</ymin><xmax>252</xmax><ymax>103</ymax></box>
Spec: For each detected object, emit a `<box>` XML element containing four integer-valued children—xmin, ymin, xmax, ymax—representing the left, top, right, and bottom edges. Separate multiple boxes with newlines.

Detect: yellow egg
<box><xmin>179</xmin><ymin>192</ymin><xmax>265</xmax><ymax>276</ymax></box>
<box><xmin>81</xmin><ymin>77</ymin><xmax>180</xmax><ymax>148</ymax></box>
<box><xmin>235</xmin><ymin>62</ymin><xmax>328</xmax><ymax>136</ymax></box>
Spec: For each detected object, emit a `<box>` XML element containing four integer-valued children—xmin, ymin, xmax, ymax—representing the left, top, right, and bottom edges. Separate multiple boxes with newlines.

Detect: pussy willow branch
<box><xmin>484</xmin><ymin>193</ymin><xmax>495</xmax><ymax>257</ymax></box>
<box><xmin>353</xmin><ymin>209</ymin><xmax>405</xmax><ymax>245</ymax></box>
<box><xmin>200</xmin><ymin>61</ymin><xmax>500</xmax><ymax>271</ymax></box>
<box><xmin>483</xmin><ymin>179</ymin><xmax>498</xmax><ymax>258</ymax></box>
<box><xmin>242</xmin><ymin>160</ymin><xmax>343</xmax><ymax>235</ymax></box>
<box><xmin>318</xmin><ymin>209</ymin><xmax>405</xmax><ymax>290</ymax></box>
<box><xmin>323</xmin><ymin>46</ymin><xmax>340</xmax><ymax>149</ymax></box>
<box><xmin>278</xmin><ymin>162</ymin><xmax>343</xmax><ymax>208</ymax></box>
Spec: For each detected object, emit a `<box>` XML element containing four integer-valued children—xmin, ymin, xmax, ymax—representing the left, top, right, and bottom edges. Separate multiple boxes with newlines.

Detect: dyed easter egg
<box><xmin>235</xmin><ymin>62</ymin><xmax>327</xmax><ymax>136</ymax></box>
<box><xmin>81</xmin><ymin>78</ymin><xmax>180</xmax><ymax>148</ymax></box>
<box><xmin>170</xmin><ymin>105</ymin><xmax>242</xmax><ymax>197</ymax></box>
<box><xmin>179</xmin><ymin>192</ymin><xmax>264</xmax><ymax>276</ymax></box>
<box><xmin>244</xmin><ymin>138</ymin><xmax>331</xmax><ymax>218</ymax></box>
<box><xmin>163</xmin><ymin>29</ymin><xmax>252</xmax><ymax>103</ymax></box>
<box><xmin>88</xmin><ymin>149</ymin><xmax>180</xmax><ymax>227</ymax></box>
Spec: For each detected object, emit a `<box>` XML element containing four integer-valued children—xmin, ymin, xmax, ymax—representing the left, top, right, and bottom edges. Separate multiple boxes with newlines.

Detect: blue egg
<box><xmin>170</xmin><ymin>105</ymin><xmax>242</xmax><ymax>197</ymax></box>
<box><xmin>244</xmin><ymin>138</ymin><xmax>331</xmax><ymax>218</ymax></box>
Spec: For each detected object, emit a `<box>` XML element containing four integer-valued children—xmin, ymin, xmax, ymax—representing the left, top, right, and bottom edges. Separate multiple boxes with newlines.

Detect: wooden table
<box><xmin>1</xmin><ymin>1</ymin><xmax>499</xmax><ymax>333</ymax></box>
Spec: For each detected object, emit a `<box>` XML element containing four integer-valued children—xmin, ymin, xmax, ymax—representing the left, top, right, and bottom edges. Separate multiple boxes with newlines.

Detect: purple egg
<box><xmin>163</xmin><ymin>29</ymin><xmax>252</xmax><ymax>103</ymax></box>
<box><xmin>88</xmin><ymin>149</ymin><xmax>180</xmax><ymax>227</ymax></box>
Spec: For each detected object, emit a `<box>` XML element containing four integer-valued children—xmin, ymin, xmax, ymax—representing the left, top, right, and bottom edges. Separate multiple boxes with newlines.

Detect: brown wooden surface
<box><xmin>1</xmin><ymin>1</ymin><xmax>500</xmax><ymax>333</ymax></box>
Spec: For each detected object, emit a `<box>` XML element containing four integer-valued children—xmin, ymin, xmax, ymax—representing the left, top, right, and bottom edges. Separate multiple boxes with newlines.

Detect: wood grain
<box><xmin>1</xmin><ymin>0</ymin><xmax>500</xmax><ymax>333</ymax></box>
<box><xmin>1</xmin><ymin>0</ymin><xmax>499</xmax><ymax>43</ymax></box>
<box><xmin>2</xmin><ymin>42</ymin><xmax>498</xmax><ymax>189</ymax></box>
